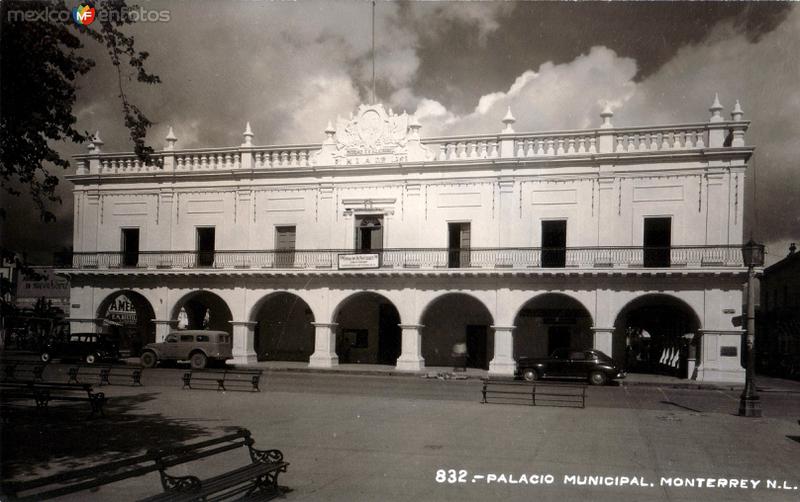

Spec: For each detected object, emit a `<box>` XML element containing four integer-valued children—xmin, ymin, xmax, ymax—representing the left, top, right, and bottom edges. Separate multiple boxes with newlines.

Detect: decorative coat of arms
<box><xmin>334</xmin><ymin>104</ymin><xmax>409</xmax><ymax>157</ymax></box>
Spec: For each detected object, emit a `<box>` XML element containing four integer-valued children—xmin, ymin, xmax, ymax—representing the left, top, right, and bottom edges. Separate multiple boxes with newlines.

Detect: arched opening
<box><xmin>613</xmin><ymin>294</ymin><xmax>701</xmax><ymax>377</ymax></box>
<box><xmin>333</xmin><ymin>292</ymin><xmax>401</xmax><ymax>365</ymax></box>
<box><xmin>421</xmin><ymin>293</ymin><xmax>494</xmax><ymax>369</ymax></box>
<box><xmin>171</xmin><ymin>291</ymin><xmax>233</xmax><ymax>334</ymax></box>
<box><xmin>513</xmin><ymin>293</ymin><xmax>593</xmax><ymax>360</ymax></box>
<box><xmin>97</xmin><ymin>291</ymin><xmax>156</xmax><ymax>357</ymax></box>
<box><xmin>251</xmin><ymin>293</ymin><xmax>315</xmax><ymax>361</ymax></box>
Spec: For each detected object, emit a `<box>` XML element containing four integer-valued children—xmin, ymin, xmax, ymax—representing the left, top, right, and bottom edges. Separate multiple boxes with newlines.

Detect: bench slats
<box><xmin>481</xmin><ymin>379</ymin><xmax>586</xmax><ymax>408</ymax></box>
<box><xmin>140</xmin><ymin>429</ymin><xmax>287</xmax><ymax>502</ymax></box>
<box><xmin>182</xmin><ymin>369</ymin><xmax>262</xmax><ymax>392</ymax></box>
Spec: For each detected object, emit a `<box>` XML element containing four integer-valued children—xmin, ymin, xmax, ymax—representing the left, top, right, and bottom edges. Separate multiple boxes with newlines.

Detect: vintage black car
<box><xmin>40</xmin><ymin>333</ymin><xmax>120</xmax><ymax>364</ymax></box>
<box><xmin>517</xmin><ymin>348</ymin><xmax>625</xmax><ymax>385</ymax></box>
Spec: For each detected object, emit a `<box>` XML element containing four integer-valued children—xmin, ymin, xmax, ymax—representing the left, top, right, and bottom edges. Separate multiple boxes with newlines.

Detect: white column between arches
<box><xmin>396</xmin><ymin>324</ymin><xmax>425</xmax><ymax>371</ymax></box>
<box><xmin>591</xmin><ymin>327</ymin><xmax>614</xmax><ymax>357</ymax></box>
<box><xmin>489</xmin><ymin>325</ymin><xmax>516</xmax><ymax>376</ymax></box>
<box><xmin>230</xmin><ymin>321</ymin><xmax>257</xmax><ymax>365</ymax></box>
<box><xmin>309</xmin><ymin>322</ymin><xmax>339</xmax><ymax>368</ymax></box>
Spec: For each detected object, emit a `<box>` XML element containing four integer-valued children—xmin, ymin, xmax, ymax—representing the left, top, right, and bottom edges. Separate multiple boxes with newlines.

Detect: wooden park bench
<box><xmin>481</xmin><ymin>379</ymin><xmax>586</xmax><ymax>408</ymax></box>
<box><xmin>140</xmin><ymin>429</ymin><xmax>289</xmax><ymax>501</ymax></box>
<box><xmin>0</xmin><ymin>381</ymin><xmax>108</xmax><ymax>418</ymax></box>
<box><xmin>182</xmin><ymin>368</ymin><xmax>263</xmax><ymax>392</ymax></box>
<box><xmin>1</xmin><ymin>359</ymin><xmax>48</xmax><ymax>382</ymax></box>
<box><xmin>0</xmin><ymin>449</ymin><xmax>161</xmax><ymax>501</ymax></box>
<box><xmin>68</xmin><ymin>363</ymin><xmax>144</xmax><ymax>386</ymax></box>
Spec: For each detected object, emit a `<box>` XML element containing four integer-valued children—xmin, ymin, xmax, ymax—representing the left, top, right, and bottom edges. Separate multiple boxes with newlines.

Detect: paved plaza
<box><xmin>2</xmin><ymin>365</ymin><xmax>800</xmax><ymax>501</ymax></box>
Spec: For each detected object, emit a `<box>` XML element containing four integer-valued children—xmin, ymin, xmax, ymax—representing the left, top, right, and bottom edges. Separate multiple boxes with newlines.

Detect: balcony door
<box><xmin>275</xmin><ymin>226</ymin><xmax>296</xmax><ymax>268</ymax></box>
<box><xmin>355</xmin><ymin>215</ymin><xmax>383</xmax><ymax>251</ymax></box>
<box><xmin>121</xmin><ymin>228</ymin><xmax>140</xmax><ymax>267</ymax></box>
<box><xmin>541</xmin><ymin>220</ymin><xmax>567</xmax><ymax>268</ymax></box>
<box><xmin>643</xmin><ymin>217</ymin><xmax>671</xmax><ymax>267</ymax></box>
<box><xmin>196</xmin><ymin>227</ymin><xmax>215</xmax><ymax>267</ymax></box>
<box><xmin>448</xmin><ymin>222</ymin><xmax>471</xmax><ymax>268</ymax></box>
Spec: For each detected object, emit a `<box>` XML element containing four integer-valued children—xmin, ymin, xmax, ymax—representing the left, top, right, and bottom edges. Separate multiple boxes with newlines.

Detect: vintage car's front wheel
<box><xmin>40</xmin><ymin>352</ymin><xmax>51</xmax><ymax>363</ymax></box>
<box><xmin>140</xmin><ymin>351</ymin><xmax>158</xmax><ymax>368</ymax></box>
<box><xmin>522</xmin><ymin>368</ymin><xmax>539</xmax><ymax>382</ymax></box>
<box><xmin>589</xmin><ymin>371</ymin><xmax>607</xmax><ymax>386</ymax></box>
<box><xmin>85</xmin><ymin>353</ymin><xmax>97</xmax><ymax>365</ymax></box>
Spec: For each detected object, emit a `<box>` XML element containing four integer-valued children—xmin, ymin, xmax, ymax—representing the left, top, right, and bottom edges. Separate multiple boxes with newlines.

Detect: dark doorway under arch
<box><xmin>513</xmin><ymin>294</ymin><xmax>593</xmax><ymax>360</ymax></box>
<box><xmin>421</xmin><ymin>294</ymin><xmax>494</xmax><ymax>369</ymax></box>
<box><xmin>171</xmin><ymin>291</ymin><xmax>233</xmax><ymax>334</ymax></box>
<box><xmin>97</xmin><ymin>291</ymin><xmax>156</xmax><ymax>357</ymax></box>
<box><xmin>252</xmin><ymin>293</ymin><xmax>315</xmax><ymax>361</ymax></box>
<box><xmin>614</xmin><ymin>294</ymin><xmax>701</xmax><ymax>377</ymax></box>
<box><xmin>334</xmin><ymin>293</ymin><xmax>401</xmax><ymax>365</ymax></box>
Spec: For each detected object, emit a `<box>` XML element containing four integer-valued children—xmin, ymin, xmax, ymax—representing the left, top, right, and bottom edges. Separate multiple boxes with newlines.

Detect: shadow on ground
<box><xmin>1</xmin><ymin>392</ymin><xmax>219</xmax><ymax>480</ymax></box>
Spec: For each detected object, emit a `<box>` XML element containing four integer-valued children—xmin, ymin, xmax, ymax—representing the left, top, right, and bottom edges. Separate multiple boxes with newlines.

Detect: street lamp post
<box><xmin>738</xmin><ymin>238</ymin><xmax>764</xmax><ymax>417</ymax></box>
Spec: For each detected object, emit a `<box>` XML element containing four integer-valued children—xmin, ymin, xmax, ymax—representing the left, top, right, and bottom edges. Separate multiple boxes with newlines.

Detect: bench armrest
<box><xmin>248</xmin><ymin>446</ymin><xmax>284</xmax><ymax>464</ymax></box>
<box><xmin>160</xmin><ymin>471</ymin><xmax>201</xmax><ymax>493</ymax></box>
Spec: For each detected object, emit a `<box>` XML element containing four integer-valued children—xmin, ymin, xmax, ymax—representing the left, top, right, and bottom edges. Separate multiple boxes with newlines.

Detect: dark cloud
<box><xmin>411</xmin><ymin>2</ymin><xmax>793</xmax><ymax>113</ymax></box>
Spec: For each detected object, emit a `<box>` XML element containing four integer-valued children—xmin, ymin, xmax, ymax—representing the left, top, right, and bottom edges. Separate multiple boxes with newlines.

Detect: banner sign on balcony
<box><xmin>338</xmin><ymin>253</ymin><xmax>380</xmax><ymax>270</ymax></box>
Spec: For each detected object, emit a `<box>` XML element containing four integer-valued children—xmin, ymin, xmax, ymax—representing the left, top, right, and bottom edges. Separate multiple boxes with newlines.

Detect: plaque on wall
<box><xmin>338</xmin><ymin>253</ymin><xmax>380</xmax><ymax>270</ymax></box>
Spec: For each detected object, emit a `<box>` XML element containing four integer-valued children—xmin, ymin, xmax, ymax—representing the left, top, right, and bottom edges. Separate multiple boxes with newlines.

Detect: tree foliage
<box><xmin>0</xmin><ymin>0</ymin><xmax>159</xmax><ymax>315</ymax></box>
<box><xmin>0</xmin><ymin>0</ymin><xmax>160</xmax><ymax>222</ymax></box>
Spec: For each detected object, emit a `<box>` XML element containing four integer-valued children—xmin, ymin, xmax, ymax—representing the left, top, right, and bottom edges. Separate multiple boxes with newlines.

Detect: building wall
<box><xmin>72</xmin><ymin>164</ymin><xmax>746</xmax><ymax>254</ymax></box>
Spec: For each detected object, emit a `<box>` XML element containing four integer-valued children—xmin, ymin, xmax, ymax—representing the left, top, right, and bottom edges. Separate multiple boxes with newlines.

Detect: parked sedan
<box><xmin>40</xmin><ymin>333</ymin><xmax>120</xmax><ymax>364</ymax></box>
<box><xmin>516</xmin><ymin>348</ymin><xmax>625</xmax><ymax>385</ymax></box>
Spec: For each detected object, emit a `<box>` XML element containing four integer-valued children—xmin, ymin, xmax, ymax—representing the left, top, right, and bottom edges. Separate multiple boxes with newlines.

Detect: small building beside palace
<box><xmin>757</xmin><ymin>243</ymin><xmax>800</xmax><ymax>379</ymax></box>
<box><xmin>59</xmin><ymin>95</ymin><xmax>755</xmax><ymax>382</ymax></box>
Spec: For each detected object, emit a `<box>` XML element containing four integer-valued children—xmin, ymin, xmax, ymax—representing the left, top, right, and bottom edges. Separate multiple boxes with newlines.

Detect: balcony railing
<box><xmin>65</xmin><ymin>246</ymin><xmax>745</xmax><ymax>271</ymax></box>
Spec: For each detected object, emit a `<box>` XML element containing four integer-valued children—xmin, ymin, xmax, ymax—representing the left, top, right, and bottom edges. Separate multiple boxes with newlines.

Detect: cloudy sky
<box><xmin>3</xmin><ymin>1</ymin><xmax>799</xmax><ymax>265</ymax></box>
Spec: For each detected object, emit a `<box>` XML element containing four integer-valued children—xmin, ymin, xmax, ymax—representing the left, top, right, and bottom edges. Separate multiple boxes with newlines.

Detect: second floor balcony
<box><xmin>63</xmin><ymin>246</ymin><xmax>746</xmax><ymax>274</ymax></box>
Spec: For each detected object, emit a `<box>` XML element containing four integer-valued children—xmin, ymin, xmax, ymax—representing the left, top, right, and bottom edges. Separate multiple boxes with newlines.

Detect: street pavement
<box><xmin>1</xmin><ymin>363</ymin><xmax>800</xmax><ymax>501</ymax></box>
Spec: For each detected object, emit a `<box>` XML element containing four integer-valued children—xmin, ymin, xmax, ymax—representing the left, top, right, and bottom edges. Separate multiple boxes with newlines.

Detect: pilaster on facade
<box><xmin>695</xmin><ymin>329</ymin><xmax>747</xmax><ymax>383</ymax></box>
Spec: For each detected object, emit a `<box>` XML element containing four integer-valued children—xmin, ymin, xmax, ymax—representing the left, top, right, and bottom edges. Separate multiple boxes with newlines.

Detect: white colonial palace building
<box><xmin>61</xmin><ymin>95</ymin><xmax>753</xmax><ymax>382</ymax></box>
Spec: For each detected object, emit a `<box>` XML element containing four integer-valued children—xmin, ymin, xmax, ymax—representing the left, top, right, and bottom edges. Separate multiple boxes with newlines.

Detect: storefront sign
<box><xmin>338</xmin><ymin>253</ymin><xmax>380</xmax><ymax>270</ymax></box>
<box><xmin>16</xmin><ymin>267</ymin><xmax>69</xmax><ymax>299</ymax></box>
<box><xmin>105</xmin><ymin>294</ymin><xmax>138</xmax><ymax>325</ymax></box>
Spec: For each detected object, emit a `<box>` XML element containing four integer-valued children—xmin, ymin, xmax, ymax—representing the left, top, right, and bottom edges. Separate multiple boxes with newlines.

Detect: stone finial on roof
<box><xmin>408</xmin><ymin>114</ymin><xmax>421</xmax><ymax>141</ymax></box>
<box><xmin>709</xmin><ymin>93</ymin><xmax>724</xmax><ymax>122</ymax></box>
<box><xmin>165</xmin><ymin>126</ymin><xmax>177</xmax><ymax>150</ymax></box>
<box><xmin>731</xmin><ymin>100</ymin><xmax>744</xmax><ymax>121</ymax></box>
<box><xmin>324</xmin><ymin>120</ymin><xmax>336</xmax><ymax>144</ymax></box>
<box><xmin>242</xmin><ymin>122</ymin><xmax>254</xmax><ymax>147</ymax></box>
<box><xmin>91</xmin><ymin>130</ymin><xmax>104</xmax><ymax>153</ymax></box>
<box><xmin>501</xmin><ymin>106</ymin><xmax>516</xmax><ymax>133</ymax></box>
<box><xmin>600</xmin><ymin>103</ymin><xmax>614</xmax><ymax>129</ymax></box>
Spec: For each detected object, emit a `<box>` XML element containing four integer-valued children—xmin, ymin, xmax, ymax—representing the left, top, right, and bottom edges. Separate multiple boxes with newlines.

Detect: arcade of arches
<box><xmin>89</xmin><ymin>288</ymin><xmax>720</xmax><ymax>380</ymax></box>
